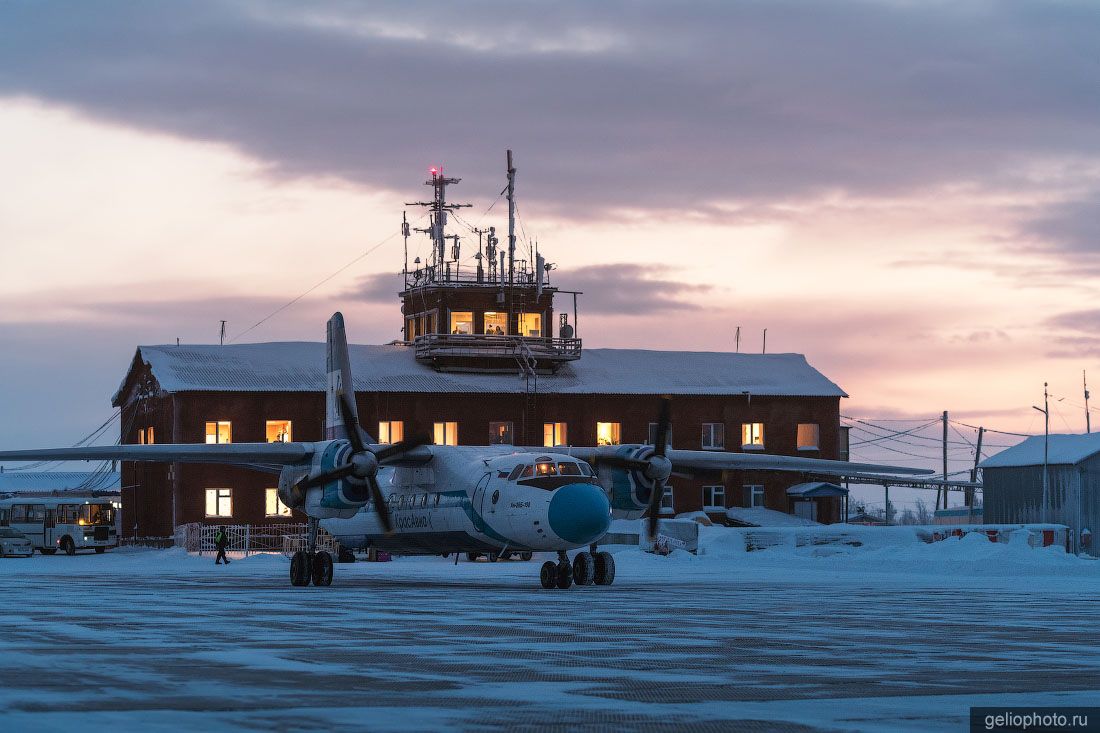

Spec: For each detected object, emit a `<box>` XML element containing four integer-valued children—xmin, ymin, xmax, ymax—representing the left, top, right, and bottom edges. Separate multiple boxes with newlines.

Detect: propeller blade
<box><xmin>367</xmin><ymin>475</ymin><xmax>394</xmax><ymax>534</ymax></box>
<box><xmin>337</xmin><ymin>394</ymin><xmax>366</xmax><ymax>453</ymax></box>
<box><xmin>373</xmin><ymin>433</ymin><xmax>432</xmax><ymax>463</ymax></box>
<box><xmin>653</xmin><ymin>397</ymin><xmax>671</xmax><ymax>458</ymax></box>
<box><xmin>595</xmin><ymin>454</ymin><xmax>649</xmax><ymax>472</ymax></box>
<box><xmin>295</xmin><ymin>462</ymin><xmax>357</xmax><ymax>491</ymax></box>
<box><xmin>646</xmin><ymin>481</ymin><xmax>665</xmax><ymax>541</ymax></box>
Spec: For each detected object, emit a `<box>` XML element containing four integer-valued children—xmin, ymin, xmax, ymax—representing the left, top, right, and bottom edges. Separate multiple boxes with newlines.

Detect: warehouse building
<box><xmin>980</xmin><ymin>433</ymin><xmax>1100</xmax><ymax>556</ymax></box>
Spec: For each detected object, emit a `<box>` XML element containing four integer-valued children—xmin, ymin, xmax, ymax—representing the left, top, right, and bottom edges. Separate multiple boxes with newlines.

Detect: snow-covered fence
<box><xmin>118</xmin><ymin>536</ymin><xmax>176</xmax><ymax>549</ymax></box>
<box><xmin>174</xmin><ymin>523</ymin><xmax>337</xmax><ymax>557</ymax></box>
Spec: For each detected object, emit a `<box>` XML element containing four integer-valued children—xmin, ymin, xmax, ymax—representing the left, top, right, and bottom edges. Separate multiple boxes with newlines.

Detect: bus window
<box><xmin>81</xmin><ymin>504</ymin><xmax>114</xmax><ymax>525</ymax></box>
<box><xmin>58</xmin><ymin>504</ymin><xmax>80</xmax><ymax>523</ymax></box>
<box><xmin>0</xmin><ymin>508</ymin><xmax>7</xmax><ymax>524</ymax></box>
<box><xmin>11</xmin><ymin>505</ymin><xmax>28</xmax><ymax>523</ymax></box>
<box><xmin>29</xmin><ymin>505</ymin><xmax>45</xmax><ymax>522</ymax></box>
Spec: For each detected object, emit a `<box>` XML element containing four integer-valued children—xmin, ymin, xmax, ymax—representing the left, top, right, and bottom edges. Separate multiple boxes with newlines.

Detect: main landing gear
<box><xmin>540</xmin><ymin>547</ymin><xmax>615</xmax><ymax>590</ymax></box>
<box><xmin>290</xmin><ymin>518</ymin><xmax>333</xmax><ymax>587</ymax></box>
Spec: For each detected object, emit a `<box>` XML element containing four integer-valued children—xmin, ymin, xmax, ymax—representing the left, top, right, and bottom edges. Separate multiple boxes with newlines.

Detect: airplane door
<box><xmin>468</xmin><ymin>473</ymin><xmax>490</xmax><ymax>530</ymax></box>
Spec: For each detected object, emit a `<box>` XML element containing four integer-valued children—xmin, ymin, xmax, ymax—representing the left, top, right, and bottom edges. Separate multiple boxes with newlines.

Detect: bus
<box><xmin>0</xmin><ymin>497</ymin><xmax>118</xmax><ymax>555</ymax></box>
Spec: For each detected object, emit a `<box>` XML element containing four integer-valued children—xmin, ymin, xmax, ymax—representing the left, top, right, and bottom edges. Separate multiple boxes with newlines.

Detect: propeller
<box><xmin>291</xmin><ymin>394</ymin><xmax>430</xmax><ymax>534</ymax></box>
<box><xmin>645</xmin><ymin>397</ymin><xmax>673</xmax><ymax>541</ymax></box>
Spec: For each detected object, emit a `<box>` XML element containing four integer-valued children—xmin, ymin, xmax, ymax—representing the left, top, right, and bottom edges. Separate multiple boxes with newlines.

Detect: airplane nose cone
<box><xmin>548</xmin><ymin>483</ymin><xmax>611</xmax><ymax>545</ymax></box>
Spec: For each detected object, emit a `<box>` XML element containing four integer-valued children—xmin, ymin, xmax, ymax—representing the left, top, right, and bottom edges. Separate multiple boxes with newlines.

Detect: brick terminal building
<box><xmin>112</xmin><ymin>161</ymin><xmax>852</xmax><ymax>538</ymax></box>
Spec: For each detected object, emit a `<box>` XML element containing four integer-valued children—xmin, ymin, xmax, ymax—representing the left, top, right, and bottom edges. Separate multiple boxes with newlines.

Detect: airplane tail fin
<box><xmin>325</xmin><ymin>312</ymin><xmax>373</xmax><ymax>442</ymax></box>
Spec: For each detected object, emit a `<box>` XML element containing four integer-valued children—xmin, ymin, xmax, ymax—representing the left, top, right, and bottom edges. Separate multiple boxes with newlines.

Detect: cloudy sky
<box><xmin>1</xmin><ymin>1</ymin><xmax>1098</xmax><ymax>488</ymax></box>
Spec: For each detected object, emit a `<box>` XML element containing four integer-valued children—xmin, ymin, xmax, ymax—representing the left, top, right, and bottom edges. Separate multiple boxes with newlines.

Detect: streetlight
<box><xmin>1032</xmin><ymin>381</ymin><xmax>1049</xmax><ymax>524</ymax></box>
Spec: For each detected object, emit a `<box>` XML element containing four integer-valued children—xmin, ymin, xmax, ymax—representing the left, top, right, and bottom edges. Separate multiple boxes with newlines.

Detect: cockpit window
<box><xmin>506</xmin><ymin>465</ymin><xmax>524</xmax><ymax>481</ymax></box>
<box><xmin>579</xmin><ymin>462</ymin><xmax>595</xmax><ymax>477</ymax></box>
<box><xmin>536</xmin><ymin>462</ymin><xmax>557</xmax><ymax>476</ymax></box>
<box><xmin>521</xmin><ymin>465</ymin><xmax>535</xmax><ymax>478</ymax></box>
<box><xmin>558</xmin><ymin>462</ymin><xmax>582</xmax><ymax>476</ymax></box>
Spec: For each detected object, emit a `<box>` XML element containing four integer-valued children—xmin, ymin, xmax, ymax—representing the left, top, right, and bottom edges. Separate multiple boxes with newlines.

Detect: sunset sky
<box><xmin>1</xmin><ymin>1</ymin><xmax>1098</xmax><ymax>503</ymax></box>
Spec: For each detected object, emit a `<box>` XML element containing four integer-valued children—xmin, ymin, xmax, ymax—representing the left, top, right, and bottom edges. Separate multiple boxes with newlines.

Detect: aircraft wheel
<box><xmin>594</xmin><ymin>551</ymin><xmax>616</xmax><ymax>586</ymax></box>
<box><xmin>290</xmin><ymin>550</ymin><xmax>312</xmax><ymax>586</ymax></box>
<box><xmin>520</xmin><ymin>551</ymin><xmax>533</xmax><ymax>562</ymax></box>
<box><xmin>312</xmin><ymin>551</ymin><xmax>334</xmax><ymax>586</ymax></box>
<box><xmin>94</xmin><ymin>546</ymin><xmax>106</xmax><ymax>554</ymax></box>
<box><xmin>555</xmin><ymin>560</ymin><xmax>573</xmax><ymax>589</ymax></box>
<box><xmin>337</xmin><ymin>547</ymin><xmax>356</xmax><ymax>564</ymax></box>
<box><xmin>487</xmin><ymin>551</ymin><xmax>500</xmax><ymax>563</ymax></box>
<box><xmin>61</xmin><ymin>537</ymin><xmax>76</xmax><ymax>556</ymax></box>
<box><xmin>572</xmin><ymin>552</ymin><xmax>595</xmax><ymax>586</ymax></box>
<box><xmin>539</xmin><ymin>561</ymin><xmax>557</xmax><ymax>589</ymax></box>
<box><xmin>500</xmin><ymin>550</ymin><xmax>513</xmax><ymax>561</ymax></box>
<box><xmin>466</xmin><ymin>552</ymin><xmax>480</xmax><ymax>562</ymax></box>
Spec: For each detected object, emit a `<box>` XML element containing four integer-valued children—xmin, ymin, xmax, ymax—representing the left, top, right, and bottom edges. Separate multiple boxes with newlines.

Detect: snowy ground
<box><xmin>1</xmin><ymin>530</ymin><xmax>1099</xmax><ymax>732</ymax></box>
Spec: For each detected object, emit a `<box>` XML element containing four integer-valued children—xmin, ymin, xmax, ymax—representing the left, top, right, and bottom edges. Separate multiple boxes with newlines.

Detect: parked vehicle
<box><xmin>0</xmin><ymin>527</ymin><xmax>34</xmax><ymax>557</ymax></box>
<box><xmin>0</xmin><ymin>497</ymin><xmax>118</xmax><ymax>555</ymax></box>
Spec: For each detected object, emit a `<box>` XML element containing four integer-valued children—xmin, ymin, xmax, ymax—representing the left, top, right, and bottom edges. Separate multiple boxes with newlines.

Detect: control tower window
<box><xmin>484</xmin><ymin>311</ymin><xmax>507</xmax><ymax>335</ymax></box>
<box><xmin>596</xmin><ymin>422</ymin><xmax>621</xmax><ymax>446</ymax></box>
<box><xmin>518</xmin><ymin>312</ymin><xmax>542</xmax><ymax>337</ymax></box>
<box><xmin>450</xmin><ymin>311</ymin><xmax>474</xmax><ymax>335</ymax></box>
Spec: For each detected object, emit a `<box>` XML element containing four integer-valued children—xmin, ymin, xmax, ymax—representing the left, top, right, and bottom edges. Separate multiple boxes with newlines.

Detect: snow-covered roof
<box><xmin>980</xmin><ymin>433</ymin><xmax>1100</xmax><ymax>469</ymax></box>
<box><xmin>786</xmin><ymin>481</ymin><xmax>849</xmax><ymax>497</ymax></box>
<box><xmin>0</xmin><ymin>471</ymin><xmax>120</xmax><ymax>494</ymax></box>
<box><xmin>115</xmin><ymin>342</ymin><xmax>846</xmax><ymax>402</ymax></box>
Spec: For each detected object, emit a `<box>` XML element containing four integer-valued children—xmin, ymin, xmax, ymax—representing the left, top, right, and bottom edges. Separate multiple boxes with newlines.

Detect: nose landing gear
<box><xmin>540</xmin><ymin>547</ymin><xmax>615</xmax><ymax>589</ymax></box>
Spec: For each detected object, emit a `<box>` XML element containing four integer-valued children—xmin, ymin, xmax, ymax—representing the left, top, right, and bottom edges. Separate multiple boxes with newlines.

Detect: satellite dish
<box><xmin>560</xmin><ymin>324</ymin><xmax>574</xmax><ymax>339</ymax></box>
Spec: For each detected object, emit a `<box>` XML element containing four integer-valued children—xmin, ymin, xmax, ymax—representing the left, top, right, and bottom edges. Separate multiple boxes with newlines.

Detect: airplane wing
<box><xmin>0</xmin><ymin>442</ymin><xmax>315</xmax><ymax>465</ymax></box>
<box><xmin>558</xmin><ymin>446</ymin><xmax>934</xmax><ymax>477</ymax></box>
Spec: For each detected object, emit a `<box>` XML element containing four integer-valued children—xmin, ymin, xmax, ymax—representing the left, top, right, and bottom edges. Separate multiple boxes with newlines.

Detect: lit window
<box><xmin>433</xmin><ymin>421</ymin><xmax>459</xmax><ymax>446</ymax></box>
<box><xmin>660</xmin><ymin>486</ymin><xmax>675</xmax><ymax>515</ymax></box>
<box><xmin>544</xmin><ymin>422</ymin><xmax>568</xmax><ymax>447</ymax></box>
<box><xmin>536</xmin><ymin>461</ymin><xmax>558</xmax><ymax>476</ymax></box>
<box><xmin>378</xmin><ymin>421</ymin><xmax>404</xmax><ymax>444</ymax></box>
<box><xmin>137</xmin><ymin>428</ymin><xmax>145</xmax><ymax>445</ymax></box>
<box><xmin>205</xmin><ymin>421</ymin><xmax>232</xmax><ymax>444</ymax></box>
<box><xmin>702</xmin><ymin>485</ymin><xmax>726</xmax><ymax>509</ymax></box>
<box><xmin>518</xmin><ymin>312</ymin><xmax>542</xmax><ymax>337</ymax></box>
<box><xmin>596</xmin><ymin>422</ymin><xmax>621</xmax><ymax>446</ymax></box>
<box><xmin>647</xmin><ymin>423</ymin><xmax>672</xmax><ymax>447</ymax></box>
<box><xmin>205</xmin><ymin>488</ymin><xmax>233</xmax><ymax>517</ymax></box>
<box><xmin>490</xmin><ymin>421</ymin><xmax>514</xmax><ymax>445</ymax></box>
<box><xmin>797</xmin><ymin>423</ymin><xmax>820</xmax><ymax>451</ymax></box>
<box><xmin>146</xmin><ymin>427</ymin><xmax>154</xmax><ymax>444</ymax></box>
<box><xmin>701</xmin><ymin>423</ymin><xmax>724</xmax><ymax>450</ymax></box>
<box><xmin>741</xmin><ymin>422</ymin><xmax>764</xmax><ymax>449</ymax></box>
<box><xmin>449</xmin><ymin>311</ymin><xmax>474</xmax><ymax>335</ymax></box>
<box><xmin>265</xmin><ymin>489</ymin><xmax>292</xmax><ymax>517</ymax></box>
<box><xmin>266</xmin><ymin>420</ymin><xmax>292</xmax><ymax>443</ymax></box>
<box><xmin>483</xmin><ymin>311</ymin><xmax>507</xmax><ymax>335</ymax></box>
<box><xmin>744</xmin><ymin>485</ymin><xmax>765</xmax><ymax>508</ymax></box>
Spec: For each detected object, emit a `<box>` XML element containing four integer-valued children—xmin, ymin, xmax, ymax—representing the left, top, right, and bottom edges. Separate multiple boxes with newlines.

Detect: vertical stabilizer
<box><xmin>325</xmin><ymin>312</ymin><xmax>374</xmax><ymax>443</ymax></box>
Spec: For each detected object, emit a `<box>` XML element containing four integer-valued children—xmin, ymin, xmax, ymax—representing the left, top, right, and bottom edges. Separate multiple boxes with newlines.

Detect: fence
<box><xmin>174</xmin><ymin>523</ymin><xmax>338</xmax><ymax>557</ymax></box>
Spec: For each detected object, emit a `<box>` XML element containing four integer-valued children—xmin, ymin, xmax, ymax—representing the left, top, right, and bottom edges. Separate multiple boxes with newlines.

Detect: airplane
<box><xmin>0</xmin><ymin>312</ymin><xmax>933</xmax><ymax>590</ymax></box>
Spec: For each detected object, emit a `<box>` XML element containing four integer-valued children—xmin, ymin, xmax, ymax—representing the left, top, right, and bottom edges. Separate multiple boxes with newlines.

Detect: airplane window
<box><xmin>521</xmin><ymin>465</ymin><xmax>535</xmax><ymax>478</ymax></box>
<box><xmin>507</xmin><ymin>465</ymin><xmax>524</xmax><ymax>481</ymax></box>
<box><xmin>558</xmin><ymin>462</ymin><xmax>582</xmax><ymax>476</ymax></box>
<box><xmin>536</xmin><ymin>462</ymin><xmax>557</xmax><ymax>476</ymax></box>
<box><xmin>579</xmin><ymin>463</ymin><xmax>595</xmax><ymax>477</ymax></box>
<box><xmin>420</xmin><ymin>494</ymin><xmax>428</xmax><ymax>508</ymax></box>
<box><xmin>434</xmin><ymin>494</ymin><xmax>441</xmax><ymax>507</ymax></box>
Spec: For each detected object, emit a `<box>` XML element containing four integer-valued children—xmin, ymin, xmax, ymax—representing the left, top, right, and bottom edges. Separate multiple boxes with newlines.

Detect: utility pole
<box><xmin>940</xmin><ymin>410</ymin><xmax>949</xmax><ymax>510</ymax></box>
<box><xmin>968</xmin><ymin>426</ymin><xmax>984</xmax><ymax>510</ymax></box>
<box><xmin>219</xmin><ymin>320</ymin><xmax>227</xmax><ymax>346</ymax></box>
<box><xmin>1033</xmin><ymin>383</ymin><xmax>1050</xmax><ymax>524</ymax></box>
<box><xmin>506</xmin><ymin>149</ymin><xmax>517</xmax><ymax>304</ymax></box>
<box><xmin>735</xmin><ymin>326</ymin><xmax>741</xmax><ymax>353</ymax></box>
<box><xmin>762</xmin><ymin>328</ymin><xmax>767</xmax><ymax>354</ymax></box>
<box><xmin>1085</xmin><ymin>370</ymin><xmax>1091</xmax><ymax>434</ymax></box>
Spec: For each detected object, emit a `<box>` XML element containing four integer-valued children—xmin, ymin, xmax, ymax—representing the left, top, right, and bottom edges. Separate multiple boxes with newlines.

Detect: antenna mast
<box><xmin>507</xmin><ymin>150</ymin><xmax>517</xmax><ymax>300</ymax></box>
<box><xmin>1085</xmin><ymin>370</ymin><xmax>1091</xmax><ymax>434</ymax></box>
<box><xmin>405</xmin><ymin>167</ymin><xmax>470</xmax><ymax>286</ymax></box>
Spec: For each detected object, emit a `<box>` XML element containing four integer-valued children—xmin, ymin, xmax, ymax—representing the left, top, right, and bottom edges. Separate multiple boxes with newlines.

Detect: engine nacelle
<box><xmin>594</xmin><ymin>445</ymin><xmax>662</xmax><ymax>519</ymax></box>
<box><xmin>277</xmin><ymin>440</ymin><xmax>370</xmax><ymax>520</ymax></box>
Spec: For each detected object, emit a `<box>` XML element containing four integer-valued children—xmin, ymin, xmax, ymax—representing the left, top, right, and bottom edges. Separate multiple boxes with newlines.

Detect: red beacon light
<box><xmin>429</xmin><ymin>166</ymin><xmax>439</xmax><ymax>175</ymax></box>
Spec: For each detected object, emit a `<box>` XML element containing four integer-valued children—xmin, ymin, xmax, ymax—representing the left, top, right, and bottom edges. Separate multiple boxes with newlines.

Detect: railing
<box><xmin>414</xmin><ymin>333</ymin><xmax>582</xmax><ymax>362</ymax></box>
<box><xmin>174</xmin><ymin>522</ymin><xmax>338</xmax><ymax>557</ymax></box>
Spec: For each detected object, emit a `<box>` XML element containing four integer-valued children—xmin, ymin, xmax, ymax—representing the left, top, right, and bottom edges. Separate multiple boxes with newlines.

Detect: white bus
<box><xmin>0</xmin><ymin>497</ymin><xmax>118</xmax><ymax>555</ymax></box>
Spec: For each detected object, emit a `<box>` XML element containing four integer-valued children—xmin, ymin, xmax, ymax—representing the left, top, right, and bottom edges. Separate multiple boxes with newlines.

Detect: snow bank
<box><xmin>725</xmin><ymin>506</ymin><xmax>820</xmax><ymax>527</ymax></box>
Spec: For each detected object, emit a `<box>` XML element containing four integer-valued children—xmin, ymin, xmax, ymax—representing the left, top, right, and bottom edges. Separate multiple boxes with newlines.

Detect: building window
<box><xmin>702</xmin><ymin>485</ymin><xmax>726</xmax><ymax>510</ymax></box>
<box><xmin>839</xmin><ymin>425</ymin><xmax>850</xmax><ymax>461</ymax></box>
<box><xmin>146</xmin><ymin>427</ymin><xmax>154</xmax><ymax>444</ymax></box>
<box><xmin>433</xmin><ymin>421</ymin><xmax>459</xmax><ymax>446</ymax></box>
<box><xmin>205</xmin><ymin>421</ymin><xmax>232</xmax><ymax>444</ymax></box>
<box><xmin>484</xmin><ymin>311</ymin><xmax>507</xmax><ymax>335</ymax></box>
<box><xmin>266</xmin><ymin>420</ymin><xmax>292</xmax><ymax>443</ymax></box>
<box><xmin>449</xmin><ymin>311</ymin><xmax>474</xmax><ymax>335</ymax></box>
<box><xmin>490</xmin><ymin>421</ymin><xmax>514</xmax><ymax>445</ymax></box>
<box><xmin>378</xmin><ymin>421</ymin><xmax>404</xmax><ymax>444</ymax></box>
<box><xmin>744</xmin><ymin>485</ymin><xmax>765</xmax><ymax>509</ymax></box>
<box><xmin>741</xmin><ymin>422</ymin><xmax>764</xmax><ymax>450</ymax></box>
<box><xmin>647</xmin><ymin>423</ymin><xmax>672</xmax><ymax>448</ymax></box>
<box><xmin>265</xmin><ymin>489</ymin><xmax>292</xmax><ymax>517</ymax></box>
<box><xmin>596</xmin><ymin>422</ymin><xmax>621</xmax><ymax>446</ymax></box>
<box><xmin>660</xmin><ymin>486</ymin><xmax>675</xmax><ymax>515</ymax></box>
<box><xmin>205</xmin><ymin>488</ymin><xmax>233</xmax><ymax>518</ymax></box>
<box><xmin>544</xmin><ymin>422</ymin><xmax>568</xmax><ymax>447</ymax></box>
<box><xmin>797</xmin><ymin>423</ymin><xmax>820</xmax><ymax>451</ymax></box>
<box><xmin>518</xmin><ymin>312</ymin><xmax>542</xmax><ymax>337</ymax></box>
<box><xmin>701</xmin><ymin>423</ymin><xmax>724</xmax><ymax>450</ymax></box>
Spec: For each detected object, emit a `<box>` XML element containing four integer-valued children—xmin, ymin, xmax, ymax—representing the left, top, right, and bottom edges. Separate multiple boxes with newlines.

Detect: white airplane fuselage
<box><xmin>320</xmin><ymin>446</ymin><xmax>613</xmax><ymax>555</ymax></box>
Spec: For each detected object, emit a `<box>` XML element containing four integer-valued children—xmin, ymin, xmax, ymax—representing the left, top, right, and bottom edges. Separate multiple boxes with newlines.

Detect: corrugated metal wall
<box><xmin>984</xmin><ymin>456</ymin><xmax>1098</xmax><ymax>556</ymax></box>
